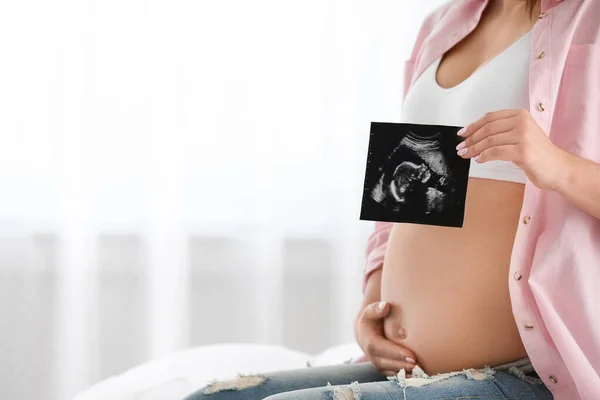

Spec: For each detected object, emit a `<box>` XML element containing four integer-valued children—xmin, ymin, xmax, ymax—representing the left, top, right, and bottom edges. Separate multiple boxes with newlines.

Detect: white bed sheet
<box><xmin>74</xmin><ymin>343</ymin><xmax>364</xmax><ymax>400</ymax></box>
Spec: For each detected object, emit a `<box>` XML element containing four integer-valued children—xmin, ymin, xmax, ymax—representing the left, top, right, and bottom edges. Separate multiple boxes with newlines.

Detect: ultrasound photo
<box><xmin>360</xmin><ymin>122</ymin><xmax>470</xmax><ymax>227</ymax></box>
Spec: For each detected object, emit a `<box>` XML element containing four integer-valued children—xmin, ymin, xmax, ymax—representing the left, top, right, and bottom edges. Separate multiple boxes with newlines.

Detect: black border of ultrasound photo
<box><xmin>360</xmin><ymin>122</ymin><xmax>471</xmax><ymax>228</ymax></box>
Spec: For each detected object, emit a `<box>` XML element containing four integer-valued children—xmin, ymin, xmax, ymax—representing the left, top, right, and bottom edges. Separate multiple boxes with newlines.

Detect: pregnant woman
<box><xmin>185</xmin><ymin>0</ymin><xmax>600</xmax><ymax>399</ymax></box>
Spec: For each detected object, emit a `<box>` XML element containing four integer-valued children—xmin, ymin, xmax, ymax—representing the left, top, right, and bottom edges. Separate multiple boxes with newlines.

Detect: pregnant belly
<box><xmin>380</xmin><ymin>178</ymin><xmax>528</xmax><ymax>375</ymax></box>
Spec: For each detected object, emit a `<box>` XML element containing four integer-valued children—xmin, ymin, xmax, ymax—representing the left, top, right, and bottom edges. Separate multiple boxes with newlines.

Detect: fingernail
<box><xmin>457</xmin><ymin>148</ymin><xmax>468</xmax><ymax>156</ymax></box>
<box><xmin>377</xmin><ymin>301</ymin><xmax>386</xmax><ymax>312</ymax></box>
<box><xmin>473</xmin><ymin>155</ymin><xmax>481</xmax><ymax>162</ymax></box>
<box><xmin>456</xmin><ymin>141</ymin><xmax>466</xmax><ymax>151</ymax></box>
<box><xmin>406</xmin><ymin>357</ymin><xmax>416</xmax><ymax>364</ymax></box>
<box><xmin>457</xmin><ymin>127</ymin><xmax>467</xmax><ymax>136</ymax></box>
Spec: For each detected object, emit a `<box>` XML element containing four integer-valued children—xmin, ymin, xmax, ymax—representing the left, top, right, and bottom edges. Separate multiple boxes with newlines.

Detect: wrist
<box><xmin>551</xmin><ymin>147</ymin><xmax>575</xmax><ymax>193</ymax></box>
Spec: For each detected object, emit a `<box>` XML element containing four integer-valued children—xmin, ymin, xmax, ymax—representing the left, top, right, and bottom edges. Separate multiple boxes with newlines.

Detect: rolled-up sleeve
<box><xmin>362</xmin><ymin>222</ymin><xmax>393</xmax><ymax>293</ymax></box>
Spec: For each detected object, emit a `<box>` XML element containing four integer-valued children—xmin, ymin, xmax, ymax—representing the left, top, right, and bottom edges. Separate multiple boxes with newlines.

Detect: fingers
<box><xmin>458</xmin><ymin>131</ymin><xmax>519</xmax><ymax>160</ymax></box>
<box><xmin>361</xmin><ymin>301</ymin><xmax>390</xmax><ymax>321</ymax></box>
<box><xmin>371</xmin><ymin>356</ymin><xmax>416</xmax><ymax>374</ymax></box>
<box><xmin>474</xmin><ymin>144</ymin><xmax>523</xmax><ymax>164</ymax></box>
<box><xmin>458</xmin><ymin>109</ymin><xmax>521</xmax><ymax>138</ymax></box>
<box><xmin>364</xmin><ymin>335</ymin><xmax>417</xmax><ymax>362</ymax></box>
<box><xmin>458</xmin><ymin>118</ymin><xmax>516</xmax><ymax>152</ymax></box>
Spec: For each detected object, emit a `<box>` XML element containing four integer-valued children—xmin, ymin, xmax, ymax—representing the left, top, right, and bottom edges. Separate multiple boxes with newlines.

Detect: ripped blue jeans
<box><xmin>183</xmin><ymin>357</ymin><xmax>554</xmax><ymax>400</ymax></box>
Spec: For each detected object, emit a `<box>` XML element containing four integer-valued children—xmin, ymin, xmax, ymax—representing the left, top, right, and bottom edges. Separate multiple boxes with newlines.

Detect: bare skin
<box><xmin>382</xmin><ymin>179</ymin><xmax>527</xmax><ymax>374</ymax></box>
<box><xmin>356</xmin><ymin>0</ymin><xmax>543</xmax><ymax>376</ymax></box>
<box><xmin>436</xmin><ymin>0</ymin><xmax>541</xmax><ymax>90</ymax></box>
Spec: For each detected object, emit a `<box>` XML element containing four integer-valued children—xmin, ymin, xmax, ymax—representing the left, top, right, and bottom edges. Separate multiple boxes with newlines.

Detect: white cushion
<box><xmin>74</xmin><ymin>343</ymin><xmax>363</xmax><ymax>400</ymax></box>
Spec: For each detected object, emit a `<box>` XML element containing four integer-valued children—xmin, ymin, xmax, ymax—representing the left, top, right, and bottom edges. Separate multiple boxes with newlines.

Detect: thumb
<box><xmin>362</xmin><ymin>301</ymin><xmax>390</xmax><ymax>321</ymax></box>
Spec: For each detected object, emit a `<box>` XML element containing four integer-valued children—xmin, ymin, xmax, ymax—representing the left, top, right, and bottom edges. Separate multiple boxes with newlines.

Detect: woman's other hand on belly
<box><xmin>354</xmin><ymin>301</ymin><xmax>419</xmax><ymax>376</ymax></box>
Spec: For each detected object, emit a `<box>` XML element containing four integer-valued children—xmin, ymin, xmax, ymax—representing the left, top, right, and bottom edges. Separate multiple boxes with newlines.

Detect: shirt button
<box><xmin>523</xmin><ymin>215</ymin><xmax>531</xmax><ymax>224</ymax></box>
<box><xmin>524</xmin><ymin>323</ymin><xmax>534</xmax><ymax>329</ymax></box>
<box><xmin>549</xmin><ymin>375</ymin><xmax>559</xmax><ymax>384</ymax></box>
<box><xmin>538</xmin><ymin>103</ymin><xmax>545</xmax><ymax>112</ymax></box>
<box><xmin>537</xmin><ymin>51</ymin><xmax>545</xmax><ymax>59</ymax></box>
<box><xmin>514</xmin><ymin>271</ymin><xmax>523</xmax><ymax>281</ymax></box>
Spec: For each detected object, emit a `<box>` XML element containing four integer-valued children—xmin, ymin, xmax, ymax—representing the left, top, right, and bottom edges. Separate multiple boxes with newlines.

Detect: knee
<box><xmin>182</xmin><ymin>374</ymin><xmax>267</xmax><ymax>400</ymax></box>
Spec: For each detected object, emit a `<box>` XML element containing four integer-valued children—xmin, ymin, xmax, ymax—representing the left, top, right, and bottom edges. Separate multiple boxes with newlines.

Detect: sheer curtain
<box><xmin>0</xmin><ymin>1</ymin><xmax>445</xmax><ymax>399</ymax></box>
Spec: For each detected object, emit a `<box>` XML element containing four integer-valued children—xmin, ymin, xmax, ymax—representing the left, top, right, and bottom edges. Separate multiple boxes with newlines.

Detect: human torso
<box><xmin>381</xmin><ymin>3</ymin><xmax>540</xmax><ymax>375</ymax></box>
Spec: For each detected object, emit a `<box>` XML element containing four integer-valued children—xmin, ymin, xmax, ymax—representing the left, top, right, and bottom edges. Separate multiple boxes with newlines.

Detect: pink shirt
<box><xmin>362</xmin><ymin>1</ymin><xmax>600</xmax><ymax>398</ymax></box>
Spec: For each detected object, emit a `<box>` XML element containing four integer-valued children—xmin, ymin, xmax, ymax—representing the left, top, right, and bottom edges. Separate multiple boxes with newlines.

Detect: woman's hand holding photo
<box><xmin>458</xmin><ymin>108</ymin><xmax>600</xmax><ymax>221</ymax></box>
<box><xmin>456</xmin><ymin>108</ymin><xmax>568</xmax><ymax>191</ymax></box>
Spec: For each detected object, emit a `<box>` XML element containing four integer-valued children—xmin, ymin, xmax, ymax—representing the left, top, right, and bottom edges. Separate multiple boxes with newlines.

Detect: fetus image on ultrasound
<box><xmin>360</xmin><ymin>122</ymin><xmax>470</xmax><ymax>227</ymax></box>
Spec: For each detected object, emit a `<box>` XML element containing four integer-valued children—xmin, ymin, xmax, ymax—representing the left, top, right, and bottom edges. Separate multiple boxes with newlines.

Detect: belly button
<box><xmin>397</xmin><ymin>328</ymin><xmax>408</xmax><ymax>339</ymax></box>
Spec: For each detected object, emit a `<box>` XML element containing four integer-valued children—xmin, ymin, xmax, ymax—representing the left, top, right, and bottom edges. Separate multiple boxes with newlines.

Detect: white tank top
<box><xmin>400</xmin><ymin>30</ymin><xmax>532</xmax><ymax>184</ymax></box>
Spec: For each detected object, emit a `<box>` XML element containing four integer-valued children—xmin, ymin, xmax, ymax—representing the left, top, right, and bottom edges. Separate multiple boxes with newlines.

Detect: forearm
<box><xmin>354</xmin><ymin>267</ymin><xmax>382</xmax><ymax>344</ymax></box>
<box><xmin>553</xmin><ymin>149</ymin><xmax>600</xmax><ymax>220</ymax></box>
<box><xmin>359</xmin><ymin>268</ymin><xmax>382</xmax><ymax>314</ymax></box>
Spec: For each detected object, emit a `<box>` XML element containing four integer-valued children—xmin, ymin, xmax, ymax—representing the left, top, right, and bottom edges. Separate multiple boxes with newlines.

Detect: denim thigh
<box><xmin>264</xmin><ymin>370</ymin><xmax>554</xmax><ymax>400</ymax></box>
<box><xmin>182</xmin><ymin>362</ymin><xmax>388</xmax><ymax>400</ymax></box>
